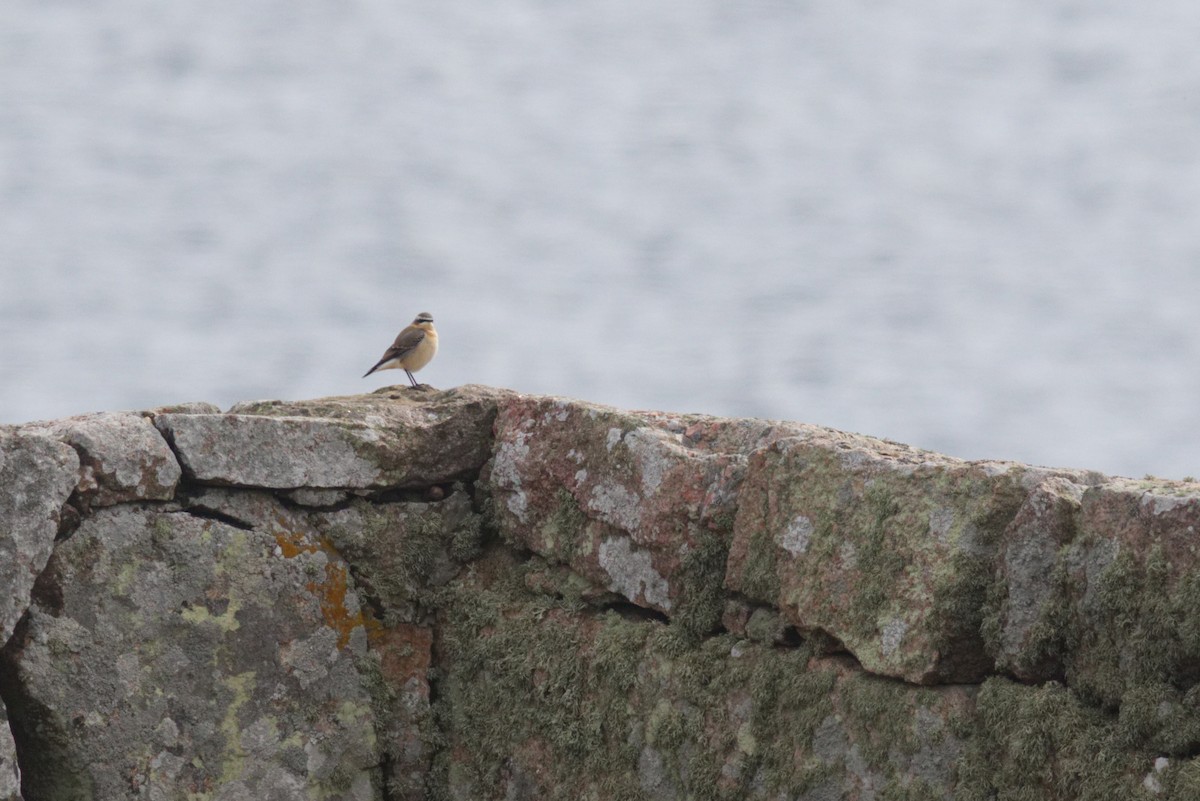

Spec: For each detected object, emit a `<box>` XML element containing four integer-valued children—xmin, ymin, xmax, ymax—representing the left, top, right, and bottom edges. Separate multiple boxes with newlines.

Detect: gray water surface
<box><xmin>3</xmin><ymin>1</ymin><xmax>1200</xmax><ymax>478</ymax></box>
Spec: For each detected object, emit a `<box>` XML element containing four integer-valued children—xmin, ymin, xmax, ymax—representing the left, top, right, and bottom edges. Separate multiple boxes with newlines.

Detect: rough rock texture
<box><xmin>1</xmin><ymin>505</ymin><xmax>384</xmax><ymax>800</ymax></box>
<box><xmin>23</xmin><ymin>412</ymin><xmax>182</xmax><ymax>508</ymax></box>
<box><xmin>989</xmin><ymin>476</ymin><xmax>1086</xmax><ymax>681</ymax></box>
<box><xmin>987</xmin><ymin>476</ymin><xmax>1200</xmax><ymax>761</ymax></box>
<box><xmin>4</xmin><ymin>384</ymin><xmax>1200</xmax><ymax>799</ymax></box>
<box><xmin>179</xmin><ymin>485</ymin><xmax>484</xmax><ymax>799</ymax></box>
<box><xmin>0</xmin><ymin>430</ymin><xmax>79</xmax><ymax>645</ymax></box>
<box><xmin>154</xmin><ymin>386</ymin><xmax>503</xmax><ymax>489</ymax></box>
<box><xmin>434</xmin><ymin>549</ymin><xmax>976</xmax><ymax>801</ymax></box>
<box><xmin>725</xmin><ymin>433</ymin><xmax>1090</xmax><ymax>684</ymax></box>
<box><xmin>0</xmin><ymin>702</ymin><xmax>17</xmax><ymax>801</ymax></box>
<box><xmin>485</xmin><ymin>395</ymin><xmax>797</xmax><ymax>635</ymax></box>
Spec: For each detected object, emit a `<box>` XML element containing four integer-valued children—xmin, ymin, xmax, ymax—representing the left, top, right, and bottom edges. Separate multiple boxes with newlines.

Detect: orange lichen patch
<box><xmin>274</xmin><ymin>523</ymin><xmax>320</xmax><ymax>558</ymax></box>
<box><xmin>314</xmin><ymin>559</ymin><xmax>369</xmax><ymax>649</ymax></box>
<box><xmin>273</xmin><ymin>525</ymin><xmax>380</xmax><ymax>649</ymax></box>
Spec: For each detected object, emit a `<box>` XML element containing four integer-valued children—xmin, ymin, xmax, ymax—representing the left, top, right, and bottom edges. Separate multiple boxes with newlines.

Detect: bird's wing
<box><xmin>389</xmin><ymin>326</ymin><xmax>427</xmax><ymax>356</ymax></box>
<box><xmin>363</xmin><ymin>327</ymin><xmax>426</xmax><ymax>377</ymax></box>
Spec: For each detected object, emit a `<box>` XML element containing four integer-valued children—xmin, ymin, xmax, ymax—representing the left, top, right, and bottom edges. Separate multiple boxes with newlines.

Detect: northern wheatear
<box><xmin>362</xmin><ymin>312</ymin><xmax>439</xmax><ymax>387</ymax></box>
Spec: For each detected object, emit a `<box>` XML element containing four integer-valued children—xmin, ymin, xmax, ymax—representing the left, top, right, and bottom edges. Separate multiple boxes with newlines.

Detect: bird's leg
<box><xmin>405</xmin><ymin>369</ymin><xmax>419</xmax><ymax>388</ymax></box>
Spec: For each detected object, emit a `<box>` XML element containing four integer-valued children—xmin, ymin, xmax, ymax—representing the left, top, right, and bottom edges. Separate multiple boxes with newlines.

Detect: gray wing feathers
<box><xmin>389</xmin><ymin>327</ymin><xmax>426</xmax><ymax>356</ymax></box>
<box><xmin>363</xmin><ymin>327</ymin><xmax>426</xmax><ymax>376</ymax></box>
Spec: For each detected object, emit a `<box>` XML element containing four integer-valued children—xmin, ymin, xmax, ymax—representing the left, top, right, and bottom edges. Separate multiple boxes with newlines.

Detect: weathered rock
<box><xmin>284</xmin><ymin>487</ymin><xmax>354</xmax><ymax>508</ymax></box>
<box><xmin>1067</xmin><ymin>479</ymin><xmax>1200</xmax><ymax>706</ymax></box>
<box><xmin>187</xmin><ymin>486</ymin><xmax>481</xmax><ymax>620</ymax></box>
<box><xmin>433</xmin><ymin>550</ymin><xmax>1173</xmax><ymax>801</ymax></box>
<box><xmin>433</xmin><ymin>550</ymin><xmax>975</xmax><ymax>801</ymax></box>
<box><xmin>988</xmin><ymin>476</ymin><xmax>1085</xmax><ymax>681</ymax></box>
<box><xmin>317</xmin><ymin>492</ymin><xmax>481</xmax><ymax>618</ymax></box>
<box><xmin>8</xmin><ymin>385</ymin><xmax>1200</xmax><ymax>799</ymax></box>
<box><xmin>988</xmin><ymin>476</ymin><xmax>1200</xmax><ymax>744</ymax></box>
<box><xmin>183</xmin><ymin>487</ymin><xmax>462</xmax><ymax>798</ymax></box>
<box><xmin>0</xmin><ymin>430</ymin><xmax>78</xmax><ymax>646</ymax></box>
<box><xmin>148</xmin><ymin>401</ymin><xmax>222</xmax><ymax>415</ymax></box>
<box><xmin>0</xmin><ymin>701</ymin><xmax>18</xmax><ymax>801</ymax></box>
<box><xmin>485</xmin><ymin>394</ymin><xmax>793</xmax><ymax>634</ymax></box>
<box><xmin>155</xmin><ymin>385</ymin><xmax>506</xmax><ymax>490</ymax></box>
<box><xmin>724</xmin><ymin>431</ymin><xmax>1079</xmax><ymax>685</ymax></box>
<box><xmin>960</xmin><ymin>676</ymin><xmax>1155</xmax><ymax>799</ymax></box>
<box><xmin>23</xmin><ymin>412</ymin><xmax>182</xmax><ymax>507</ymax></box>
<box><xmin>0</xmin><ymin>505</ymin><xmax>399</xmax><ymax>800</ymax></box>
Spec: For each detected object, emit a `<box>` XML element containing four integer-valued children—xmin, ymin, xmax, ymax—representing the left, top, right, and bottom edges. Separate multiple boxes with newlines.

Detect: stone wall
<box><xmin>1</xmin><ymin>385</ymin><xmax>1198</xmax><ymax>800</ymax></box>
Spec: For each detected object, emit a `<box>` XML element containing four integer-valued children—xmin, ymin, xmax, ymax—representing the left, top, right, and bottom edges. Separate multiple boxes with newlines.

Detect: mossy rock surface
<box><xmin>430</xmin><ymin>552</ymin><xmax>975</xmax><ymax>801</ymax></box>
<box><xmin>484</xmin><ymin>395</ymin><xmax>817</xmax><ymax>636</ymax></box>
<box><xmin>7</xmin><ymin>388</ymin><xmax>1200</xmax><ymax>799</ymax></box>
<box><xmin>726</xmin><ymin>432</ymin><xmax>1067</xmax><ymax>684</ymax></box>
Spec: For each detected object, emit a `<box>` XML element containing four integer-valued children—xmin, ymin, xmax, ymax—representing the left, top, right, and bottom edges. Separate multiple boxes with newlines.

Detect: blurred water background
<box><xmin>3</xmin><ymin>1</ymin><xmax>1200</xmax><ymax>479</ymax></box>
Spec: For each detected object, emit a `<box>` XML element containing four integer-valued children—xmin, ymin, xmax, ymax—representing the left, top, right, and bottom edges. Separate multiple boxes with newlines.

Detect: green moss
<box><xmin>957</xmin><ymin>678</ymin><xmax>1146</xmax><ymax>801</ymax></box>
<box><xmin>590</xmin><ymin>617</ymin><xmax>651</xmax><ymax>692</ymax></box>
<box><xmin>879</xmin><ymin>778</ymin><xmax>950</xmax><ymax>801</ymax></box>
<box><xmin>405</xmin><ymin>511</ymin><xmax>450</xmax><ymax>580</ymax></box>
<box><xmin>925</xmin><ymin>544</ymin><xmax>996</xmax><ymax>679</ymax></box>
<box><xmin>1071</xmin><ymin>543</ymin><xmax>1193</xmax><ymax>710</ymax></box>
<box><xmin>415</xmin><ymin>446</ymin><xmax>1192</xmax><ymax>800</ymax></box>
<box><xmin>1167</xmin><ymin>759</ymin><xmax>1200</xmax><ymax>796</ymax></box>
<box><xmin>348</xmin><ymin>501</ymin><xmax>482</xmax><ymax>615</ymax></box>
<box><xmin>736</xmin><ymin>522</ymin><xmax>781</xmax><ymax>602</ymax></box>
<box><xmin>980</xmin><ymin>568</ymin><xmax>1007</xmax><ymax>660</ymax></box>
<box><xmin>743</xmin><ymin>651</ymin><xmax>838</xmax><ymax>788</ymax></box>
<box><xmin>989</xmin><ymin>554</ymin><xmax>1077</xmax><ymax>679</ymax></box>
<box><xmin>673</xmin><ymin>531</ymin><xmax>729</xmax><ymax>642</ymax></box>
<box><xmin>634</xmin><ymin>635</ymin><xmax>846</xmax><ymax>799</ymax></box>
<box><xmin>709</xmin><ymin>507</ymin><xmax>738</xmax><ymax>535</ymax></box>
<box><xmin>540</xmin><ymin>488</ymin><xmax>589</xmax><ymax>563</ymax></box>
<box><xmin>323</xmin><ymin>762</ymin><xmax>364</xmax><ymax>795</ymax></box>
<box><xmin>433</xmin><ymin>585</ymin><xmax>645</xmax><ymax>799</ymax></box>
<box><xmin>840</xmin><ymin>673</ymin><xmax>919</xmax><ymax>764</ymax></box>
<box><xmin>645</xmin><ymin>699</ymin><xmax>687</xmax><ymax>750</ymax></box>
<box><xmin>1172</xmin><ymin>569</ymin><xmax>1200</xmax><ymax>660</ymax></box>
<box><xmin>432</xmin><ymin>562</ymin><xmax>922</xmax><ymax>801</ymax></box>
<box><xmin>448</xmin><ymin>510</ymin><xmax>484</xmax><ymax>563</ymax></box>
<box><xmin>476</xmin><ymin>490</ymin><xmax>501</xmax><ymax>543</ymax></box>
<box><xmin>744</xmin><ymin>608</ymin><xmax>785</xmax><ymax>644</ymax></box>
<box><xmin>851</xmin><ymin>485</ymin><xmax>906</xmax><ymax>632</ymax></box>
<box><xmin>354</xmin><ymin>651</ymin><xmax>395</xmax><ymax>730</ymax></box>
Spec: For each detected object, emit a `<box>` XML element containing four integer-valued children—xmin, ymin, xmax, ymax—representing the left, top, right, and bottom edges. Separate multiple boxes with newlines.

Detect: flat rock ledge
<box><xmin>0</xmin><ymin>384</ymin><xmax>1198</xmax><ymax>800</ymax></box>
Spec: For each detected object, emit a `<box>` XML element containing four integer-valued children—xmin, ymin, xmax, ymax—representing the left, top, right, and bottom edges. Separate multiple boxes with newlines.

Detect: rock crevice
<box><xmin>2</xmin><ymin>385</ymin><xmax>1199</xmax><ymax>799</ymax></box>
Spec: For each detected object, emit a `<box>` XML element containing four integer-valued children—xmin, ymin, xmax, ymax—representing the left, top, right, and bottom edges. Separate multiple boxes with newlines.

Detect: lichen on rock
<box><xmin>0</xmin><ymin>505</ymin><xmax>384</xmax><ymax>800</ymax></box>
<box><xmin>0</xmin><ymin>429</ymin><xmax>78</xmax><ymax>645</ymax></box>
<box><xmin>1</xmin><ymin>386</ymin><xmax>1199</xmax><ymax>799</ymax></box>
<box><xmin>22</xmin><ymin>411</ymin><xmax>182</xmax><ymax>507</ymax></box>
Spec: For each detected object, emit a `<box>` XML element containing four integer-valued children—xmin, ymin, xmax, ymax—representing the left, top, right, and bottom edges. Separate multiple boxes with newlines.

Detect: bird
<box><xmin>362</xmin><ymin>312</ymin><xmax>439</xmax><ymax>387</ymax></box>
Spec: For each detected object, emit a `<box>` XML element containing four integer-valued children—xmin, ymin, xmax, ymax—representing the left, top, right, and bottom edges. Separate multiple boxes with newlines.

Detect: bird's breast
<box><xmin>404</xmin><ymin>331</ymin><xmax>438</xmax><ymax>371</ymax></box>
